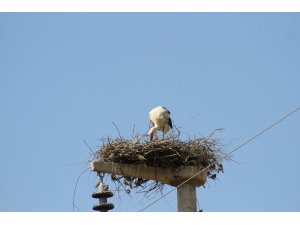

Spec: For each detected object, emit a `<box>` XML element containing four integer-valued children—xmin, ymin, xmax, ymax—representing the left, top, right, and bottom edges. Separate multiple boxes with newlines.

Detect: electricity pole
<box><xmin>91</xmin><ymin>160</ymin><xmax>207</xmax><ymax>212</ymax></box>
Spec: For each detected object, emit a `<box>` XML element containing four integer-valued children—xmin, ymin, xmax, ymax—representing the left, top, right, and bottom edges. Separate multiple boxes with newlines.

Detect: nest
<box><xmin>94</xmin><ymin>129</ymin><xmax>225</xmax><ymax>196</ymax></box>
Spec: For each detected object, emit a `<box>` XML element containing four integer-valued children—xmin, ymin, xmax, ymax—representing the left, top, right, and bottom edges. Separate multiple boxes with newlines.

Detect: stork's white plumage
<box><xmin>147</xmin><ymin>106</ymin><xmax>173</xmax><ymax>141</ymax></box>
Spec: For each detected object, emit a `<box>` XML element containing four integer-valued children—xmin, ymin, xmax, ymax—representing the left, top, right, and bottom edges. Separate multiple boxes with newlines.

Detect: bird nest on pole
<box><xmin>93</xmin><ymin>129</ymin><xmax>226</xmax><ymax>196</ymax></box>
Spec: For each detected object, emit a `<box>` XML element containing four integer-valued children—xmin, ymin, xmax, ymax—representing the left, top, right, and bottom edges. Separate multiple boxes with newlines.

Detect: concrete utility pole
<box><xmin>91</xmin><ymin>160</ymin><xmax>207</xmax><ymax>212</ymax></box>
<box><xmin>177</xmin><ymin>183</ymin><xmax>197</xmax><ymax>212</ymax></box>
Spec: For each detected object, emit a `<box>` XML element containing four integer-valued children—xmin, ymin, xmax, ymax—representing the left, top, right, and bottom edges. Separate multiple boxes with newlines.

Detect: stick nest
<box><xmin>94</xmin><ymin>129</ymin><xmax>226</xmax><ymax>196</ymax></box>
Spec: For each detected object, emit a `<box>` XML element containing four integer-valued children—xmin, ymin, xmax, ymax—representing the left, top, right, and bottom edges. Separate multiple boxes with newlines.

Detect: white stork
<box><xmin>147</xmin><ymin>106</ymin><xmax>173</xmax><ymax>141</ymax></box>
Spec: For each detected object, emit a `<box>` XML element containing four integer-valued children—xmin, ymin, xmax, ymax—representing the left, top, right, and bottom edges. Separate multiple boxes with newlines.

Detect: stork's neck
<box><xmin>147</xmin><ymin>126</ymin><xmax>158</xmax><ymax>136</ymax></box>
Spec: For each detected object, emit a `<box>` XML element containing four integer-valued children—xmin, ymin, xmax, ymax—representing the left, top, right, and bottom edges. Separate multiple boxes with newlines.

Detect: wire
<box><xmin>72</xmin><ymin>167</ymin><xmax>90</xmax><ymax>212</ymax></box>
<box><xmin>139</xmin><ymin>106</ymin><xmax>300</xmax><ymax>212</ymax></box>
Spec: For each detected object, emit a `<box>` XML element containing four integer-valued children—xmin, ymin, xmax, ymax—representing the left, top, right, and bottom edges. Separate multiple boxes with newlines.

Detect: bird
<box><xmin>147</xmin><ymin>106</ymin><xmax>173</xmax><ymax>141</ymax></box>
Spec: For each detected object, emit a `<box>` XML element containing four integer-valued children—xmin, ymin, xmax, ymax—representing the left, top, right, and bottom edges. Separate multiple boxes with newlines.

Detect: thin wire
<box><xmin>139</xmin><ymin>106</ymin><xmax>300</xmax><ymax>212</ymax></box>
<box><xmin>178</xmin><ymin>113</ymin><xmax>201</xmax><ymax>129</ymax></box>
<box><xmin>72</xmin><ymin>167</ymin><xmax>90</xmax><ymax>212</ymax></box>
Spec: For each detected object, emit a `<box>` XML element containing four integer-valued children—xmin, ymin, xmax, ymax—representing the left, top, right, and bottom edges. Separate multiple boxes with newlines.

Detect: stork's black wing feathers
<box><xmin>162</xmin><ymin>106</ymin><xmax>171</xmax><ymax>115</ymax></box>
<box><xmin>168</xmin><ymin>118</ymin><xmax>173</xmax><ymax>129</ymax></box>
<box><xmin>150</xmin><ymin>119</ymin><xmax>155</xmax><ymax>127</ymax></box>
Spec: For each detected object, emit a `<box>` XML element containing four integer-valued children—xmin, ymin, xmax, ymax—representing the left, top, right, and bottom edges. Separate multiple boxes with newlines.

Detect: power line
<box><xmin>139</xmin><ymin>106</ymin><xmax>300</xmax><ymax>212</ymax></box>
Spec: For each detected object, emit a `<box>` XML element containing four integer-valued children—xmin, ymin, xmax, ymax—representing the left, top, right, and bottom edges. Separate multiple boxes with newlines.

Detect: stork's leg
<box><xmin>162</xmin><ymin>126</ymin><xmax>168</xmax><ymax>140</ymax></box>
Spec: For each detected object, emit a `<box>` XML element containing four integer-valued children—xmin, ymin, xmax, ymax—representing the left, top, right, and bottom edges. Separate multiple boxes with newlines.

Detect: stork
<box><xmin>147</xmin><ymin>106</ymin><xmax>173</xmax><ymax>141</ymax></box>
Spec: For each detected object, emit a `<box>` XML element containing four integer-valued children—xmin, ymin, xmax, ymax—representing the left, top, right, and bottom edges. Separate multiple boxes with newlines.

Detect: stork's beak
<box><xmin>149</xmin><ymin>134</ymin><xmax>153</xmax><ymax>142</ymax></box>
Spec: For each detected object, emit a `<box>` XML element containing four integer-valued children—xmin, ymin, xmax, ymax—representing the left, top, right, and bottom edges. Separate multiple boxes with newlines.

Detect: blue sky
<box><xmin>0</xmin><ymin>13</ymin><xmax>299</xmax><ymax>212</ymax></box>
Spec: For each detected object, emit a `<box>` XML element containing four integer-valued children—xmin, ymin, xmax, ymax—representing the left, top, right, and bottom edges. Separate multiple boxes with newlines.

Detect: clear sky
<box><xmin>0</xmin><ymin>13</ymin><xmax>299</xmax><ymax>212</ymax></box>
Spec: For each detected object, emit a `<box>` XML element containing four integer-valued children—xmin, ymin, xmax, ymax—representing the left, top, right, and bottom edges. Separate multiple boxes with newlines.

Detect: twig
<box><xmin>83</xmin><ymin>140</ymin><xmax>96</xmax><ymax>158</ymax></box>
<box><xmin>205</xmin><ymin>128</ymin><xmax>224</xmax><ymax>141</ymax></box>
<box><xmin>132</xmin><ymin>124</ymin><xmax>136</xmax><ymax>139</ymax></box>
<box><xmin>112</xmin><ymin>121</ymin><xmax>123</xmax><ymax>140</ymax></box>
<box><xmin>174</xmin><ymin>125</ymin><xmax>181</xmax><ymax>139</ymax></box>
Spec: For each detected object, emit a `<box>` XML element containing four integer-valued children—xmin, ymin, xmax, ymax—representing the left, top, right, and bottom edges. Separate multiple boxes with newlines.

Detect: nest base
<box><xmin>91</xmin><ymin>160</ymin><xmax>207</xmax><ymax>187</ymax></box>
